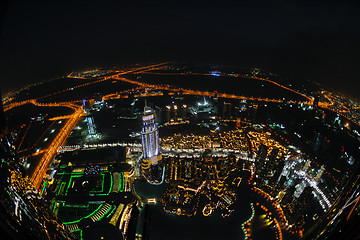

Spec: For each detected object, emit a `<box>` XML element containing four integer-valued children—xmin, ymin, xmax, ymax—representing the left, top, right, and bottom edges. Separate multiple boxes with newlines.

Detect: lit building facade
<box><xmin>141</xmin><ymin>106</ymin><xmax>161</xmax><ymax>169</ymax></box>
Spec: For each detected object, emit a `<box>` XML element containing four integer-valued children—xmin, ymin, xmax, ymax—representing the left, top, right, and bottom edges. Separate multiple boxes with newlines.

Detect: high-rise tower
<box><xmin>141</xmin><ymin>106</ymin><xmax>161</xmax><ymax>170</ymax></box>
<box><xmin>315</xmin><ymin>165</ymin><xmax>325</xmax><ymax>183</ymax></box>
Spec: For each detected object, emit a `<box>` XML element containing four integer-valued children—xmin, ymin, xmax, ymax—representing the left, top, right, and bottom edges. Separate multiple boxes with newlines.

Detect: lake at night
<box><xmin>134</xmin><ymin>176</ymin><xmax>254</xmax><ymax>240</ymax></box>
<box><xmin>134</xmin><ymin>167</ymin><xmax>300</xmax><ymax>240</ymax></box>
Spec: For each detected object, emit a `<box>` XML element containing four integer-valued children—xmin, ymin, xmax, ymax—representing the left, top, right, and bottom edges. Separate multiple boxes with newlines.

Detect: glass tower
<box><xmin>141</xmin><ymin>106</ymin><xmax>159</xmax><ymax>159</ymax></box>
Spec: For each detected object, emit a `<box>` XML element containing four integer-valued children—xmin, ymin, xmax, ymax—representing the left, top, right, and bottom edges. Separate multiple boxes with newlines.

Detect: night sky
<box><xmin>1</xmin><ymin>0</ymin><xmax>360</xmax><ymax>98</ymax></box>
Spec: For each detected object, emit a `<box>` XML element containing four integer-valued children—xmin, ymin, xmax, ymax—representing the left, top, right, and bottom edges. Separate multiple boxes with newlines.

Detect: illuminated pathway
<box><xmin>4</xmin><ymin>64</ymin><xmax>360</xmax><ymax>129</ymax></box>
<box><xmin>111</xmin><ymin>76</ymin><xmax>310</xmax><ymax>105</ymax></box>
<box><xmin>4</xmin><ymin>98</ymin><xmax>85</xmax><ymax>189</ymax></box>
<box><xmin>6</xmin><ymin>64</ymin><xmax>359</xmax><ymax>129</ymax></box>
<box><xmin>3</xmin><ymin>63</ymin><xmax>167</xmax><ymax>109</ymax></box>
<box><xmin>242</xmin><ymin>203</ymin><xmax>255</xmax><ymax>240</ymax></box>
<box><xmin>139</xmin><ymin>71</ymin><xmax>360</xmax><ymax>127</ymax></box>
<box><xmin>4</xmin><ymin>99</ymin><xmax>80</xmax><ymax>112</ymax></box>
<box><xmin>140</xmin><ymin>71</ymin><xmax>315</xmax><ymax>102</ymax></box>
<box><xmin>38</xmin><ymin>63</ymin><xmax>167</xmax><ymax>101</ymax></box>
<box><xmin>31</xmin><ymin>106</ymin><xmax>85</xmax><ymax>188</ymax></box>
<box><xmin>253</xmin><ymin>187</ymin><xmax>303</xmax><ymax>238</ymax></box>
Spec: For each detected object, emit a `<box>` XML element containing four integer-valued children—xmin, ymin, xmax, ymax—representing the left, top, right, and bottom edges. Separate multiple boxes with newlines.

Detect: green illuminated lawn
<box><xmin>57</xmin><ymin>203</ymin><xmax>101</xmax><ymax>224</ymax></box>
<box><xmin>51</xmin><ymin>167</ymin><xmax>127</xmax><ymax>237</ymax></box>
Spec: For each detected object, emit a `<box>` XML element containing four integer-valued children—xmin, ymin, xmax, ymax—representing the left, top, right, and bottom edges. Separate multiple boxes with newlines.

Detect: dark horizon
<box><xmin>1</xmin><ymin>0</ymin><xmax>360</xmax><ymax>99</ymax></box>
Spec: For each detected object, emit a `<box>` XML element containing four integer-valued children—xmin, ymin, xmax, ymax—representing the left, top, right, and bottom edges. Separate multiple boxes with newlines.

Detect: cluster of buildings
<box><xmin>137</xmin><ymin>100</ymin><xmax>340</xmax><ymax>234</ymax></box>
<box><xmin>70</xmin><ymin>69</ymin><xmax>111</xmax><ymax>79</ymax></box>
<box><xmin>161</xmin><ymin>156</ymin><xmax>238</xmax><ymax>217</ymax></box>
<box><xmin>251</xmin><ymin>150</ymin><xmax>331</xmax><ymax>231</ymax></box>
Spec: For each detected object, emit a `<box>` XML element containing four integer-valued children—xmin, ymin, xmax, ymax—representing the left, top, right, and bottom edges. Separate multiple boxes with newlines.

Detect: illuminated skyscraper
<box><xmin>85</xmin><ymin>116</ymin><xmax>97</xmax><ymax>135</ymax></box>
<box><xmin>315</xmin><ymin>165</ymin><xmax>325</xmax><ymax>183</ymax></box>
<box><xmin>141</xmin><ymin>106</ymin><xmax>161</xmax><ymax>169</ymax></box>
<box><xmin>294</xmin><ymin>181</ymin><xmax>306</xmax><ymax>198</ymax></box>
<box><xmin>303</xmin><ymin>160</ymin><xmax>311</xmax><ymax>172</ymax></box>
